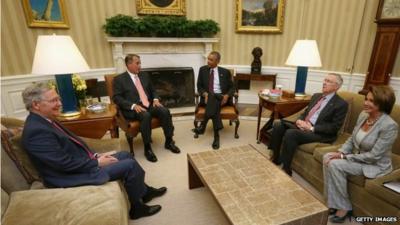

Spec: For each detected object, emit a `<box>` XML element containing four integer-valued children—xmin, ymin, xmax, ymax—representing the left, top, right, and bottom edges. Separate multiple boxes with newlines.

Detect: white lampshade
<box><xmin>32</xmin><ymin>35</ymin><xmax>90</xmax><ymax>75</ymax></box>
<box><xmin>285</xmin><ymin>40</ymin><xmax>322</xmax><ymax>67</ymax></box>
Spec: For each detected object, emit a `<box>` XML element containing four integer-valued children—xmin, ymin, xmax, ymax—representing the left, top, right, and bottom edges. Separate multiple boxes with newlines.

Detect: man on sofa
<box><xmin>21</xmin><ymin>82</ymin><xmax>166</xmax><ymax>220</ymax></box>
<box><xmin>269</xmin><ymin>73</ymin><xmax>348</xmax><ymax>176</ymax></box>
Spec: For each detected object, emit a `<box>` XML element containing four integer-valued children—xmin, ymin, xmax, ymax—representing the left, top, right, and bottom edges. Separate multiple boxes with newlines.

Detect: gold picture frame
<box><xmin>236</xmin><ymin>0</ymin><xmax>285</xmax><ymax>33</ymax></box>
<box><xmin>22</xmin><ymin>0</ymin><xmax>69</xmax><ymax>29</ymax></box>
<box><xmin>136</xmin><ymin>0</ymin><xmax>186</xmax><ymax>16</ymax></box>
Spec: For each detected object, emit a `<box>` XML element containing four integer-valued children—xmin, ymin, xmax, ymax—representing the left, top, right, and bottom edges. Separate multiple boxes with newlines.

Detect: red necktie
<box><xmin>134</xmin><ymin>76</ymin><xmax>150</xmax><ymax>107</ymax></box>
<box><xmin>305</xmin><ymin>96</ymin><xmax>326</xmax><ymax>122</ymax></box>
<box><xmin>208</xmin><ymin>69</ymin><xmax>214</xmax><ymax>93</ymax></box>
<box><xmin>52</xmin><ymin>121</ymin><xmax>95</xmax><ymax>159</ymax></box>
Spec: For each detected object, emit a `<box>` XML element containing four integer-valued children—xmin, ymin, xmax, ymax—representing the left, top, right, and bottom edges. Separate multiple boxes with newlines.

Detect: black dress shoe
<box><xmin>329</xmin><ymin>210</ymin><xmax>352</xmax><ymax>223</ymax></box>
<box><xmin>191</xmin><ymin>126</ymin><xmax>205</xmax><ymax>135</ymax></box>
<box><xmin>130</xmin><ymin>204</ymin><xmax>162</xmax><ymax>220</ymax></box>
<box><xmin>212</xmin><ymin>136</ymin><xmax>220</xmax><ymax>150</ymax></box>
<box><xmin>282</xmin><ymin>166</ymin><xmax>292</xmax><ymax>176</ymax></box>
<box><xmin>270</xmin><ymin>156</ymin><xmax>281</xmax><ymax>166</ymax></box>
<box><xmin>164</xmin><ymin>142</ymin><xmax>181</xmax><ymax>153</ymax></box>
<box><xmin>143</xmin><ymin>186</ymin><xmax>167</xmax><ymax>203</ymax></box>
<box><xmin>145</xmin><ymin>149</ymin><xmax>158</xmax><ymax>162</ymax></box>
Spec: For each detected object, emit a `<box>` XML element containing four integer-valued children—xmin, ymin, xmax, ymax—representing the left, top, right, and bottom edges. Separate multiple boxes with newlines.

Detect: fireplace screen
<box><xmin>142</xmin><ymin>67</ymin><xmax>195</xmax><ymax>108</ymax></box>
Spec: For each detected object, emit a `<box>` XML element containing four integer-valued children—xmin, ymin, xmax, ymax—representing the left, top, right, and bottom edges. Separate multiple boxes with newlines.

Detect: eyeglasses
<box><xmin>324</xmin><ymin>79</ymin><xmax>337</xmax><ymax>85</ymax></box>
<box><xmin>41</xmin><ymin>97</ymin><xmax>61</xmax><ymax>104</ymax></box>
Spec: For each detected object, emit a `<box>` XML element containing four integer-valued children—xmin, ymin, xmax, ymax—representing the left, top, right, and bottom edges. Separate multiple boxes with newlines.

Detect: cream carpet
<box><xmin>116</xmin><ymin>117</ymin><xmax>361</xmax><ymax>225</ymax></box>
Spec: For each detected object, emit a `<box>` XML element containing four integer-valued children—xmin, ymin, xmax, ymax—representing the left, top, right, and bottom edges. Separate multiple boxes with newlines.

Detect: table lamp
<box><xmin>285</xmin><ymin>40</ymin><xmax>322</xmax><ymax>96</ymax></box>
<box><xmin>31</xmin><ymin>35</ymin><xmax>90</xmax><ymax>117</ymax></box>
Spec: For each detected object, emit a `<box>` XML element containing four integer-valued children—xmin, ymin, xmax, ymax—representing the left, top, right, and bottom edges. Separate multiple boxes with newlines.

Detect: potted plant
<box><xmin>103</xmin><ymin>14</ymin><xmax>220</xmax><ymax>38</ymax></box>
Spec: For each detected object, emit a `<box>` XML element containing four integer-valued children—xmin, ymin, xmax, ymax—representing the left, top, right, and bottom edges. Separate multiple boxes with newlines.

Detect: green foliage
<box><xmin>103</xmin><ymin>15</ymin><xmax>220</xmax><ymax>38</ymax></box>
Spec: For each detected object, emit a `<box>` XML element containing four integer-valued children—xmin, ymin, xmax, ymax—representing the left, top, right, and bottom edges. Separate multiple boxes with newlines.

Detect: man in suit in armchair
<box><xmin>269</xmin><ymin>73</ymin><xmax>348</xmax><ymax>176</ymax></box>
<box><xmin>21</xmin><ymin>82</ymin><xmax>167</xmax><ymax>220</ymax></box>
<box><xmin>192</xmin><ymin>51</ymin><xmax>235</xmax><ymax>149</ymax></box>
<box><xmin>113</xmin><ymin>54</ymin><xmax>181</xmax><ymax>162</ymax></box>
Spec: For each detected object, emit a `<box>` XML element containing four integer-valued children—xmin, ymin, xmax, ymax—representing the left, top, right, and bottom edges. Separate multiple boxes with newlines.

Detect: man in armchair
<box><xmin>113</xmin><ymin>54</ymin><xmax>181</xmax><ymax>162</ymax></box>
<box><xmin>192</xmin><ymin>51</ymin><xmax>235</xmax><ymax>149</ymax></box>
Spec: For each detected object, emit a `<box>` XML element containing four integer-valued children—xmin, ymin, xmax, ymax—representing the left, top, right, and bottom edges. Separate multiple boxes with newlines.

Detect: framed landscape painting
<box><xmin>236</xmin><ymin>0</ymin><xmax>285</xmax><ymax>33</ymax></box>
<box><xmin>22</xmin><ymin>0</ymin><xmax>69</xmax><ymax>28</ymax></box>
<box><xmin>136</xmin><ymin>0</ymin><xmax>186</xmax><ymax>15</ymax></box>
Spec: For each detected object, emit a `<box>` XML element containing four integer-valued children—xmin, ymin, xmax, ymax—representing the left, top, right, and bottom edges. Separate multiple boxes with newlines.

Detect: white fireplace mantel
<box><xmin>107</xmin><ymin>37</ymin><xmax>219</xmax><ymax>73</ymax></box>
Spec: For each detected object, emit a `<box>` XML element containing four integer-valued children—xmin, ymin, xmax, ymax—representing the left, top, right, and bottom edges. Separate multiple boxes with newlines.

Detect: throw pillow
<box><xmin>1</xmin><ymin>129</ymin><xmax>41</xmax><ymax>184</ymax></box>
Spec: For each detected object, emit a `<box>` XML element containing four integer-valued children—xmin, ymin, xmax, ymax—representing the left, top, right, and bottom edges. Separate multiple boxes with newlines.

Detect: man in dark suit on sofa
<box><xmin>21</xmin><ymin>82</ymin><xmax>166</xmax><ymax>220</ymax></box>
<box><xmin>269</xmin><ymin>73</ymin><xmax>348</xmax><ymax>176</ymax></box>
<box><xmin>192</xmin><ymin>51</ymin><xmax>235</xmax><ymax>149</ymax></box>
<box><xmin>113</xmin><ymin>54</ymin><xmax>181</xmax><ymax>162</ymax></box>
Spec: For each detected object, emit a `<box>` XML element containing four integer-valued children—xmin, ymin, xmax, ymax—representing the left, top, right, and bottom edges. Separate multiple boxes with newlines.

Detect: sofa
<box><xmin>1</xmin><ymin>117</ymin><xmax>129</xmax><ymax>225</ymax></box>
<box><xmin>291</xmin><ymin>91</ymin><xmax>400</xmax><ymax>224</ymax></box>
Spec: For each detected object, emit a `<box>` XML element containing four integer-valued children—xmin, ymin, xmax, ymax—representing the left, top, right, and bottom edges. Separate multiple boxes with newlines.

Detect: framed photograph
<box><xmin>136</xmin><ymin>0</ymin><xmax>186</xmax><ymax>16</ymax></box>
<box><xmin>236</xmin><ymin>0</ymin><xmax>286</xmax><ymax>33</ymax></box>
<box><xmin>22</xmin><ymin>0</ymin><xmax>69</xmax><ymax>29</ymax></box>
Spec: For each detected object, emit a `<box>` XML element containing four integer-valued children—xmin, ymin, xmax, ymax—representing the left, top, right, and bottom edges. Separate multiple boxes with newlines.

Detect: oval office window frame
<box><xmin>136</xmin><ymin>0</ymin><xmax>186</xmax><ymax>16</ymax></box>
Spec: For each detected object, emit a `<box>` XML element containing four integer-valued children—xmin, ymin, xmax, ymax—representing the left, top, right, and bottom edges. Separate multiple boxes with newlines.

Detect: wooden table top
<box><xmin>57</xmin><ymin>104</ymin><xmax>116</xmax><ymax>122</ymax></box>
<box><xmin>259</xmin><ymin>94</ymin><xmax>312</xmax><ymax>104</ymax></box>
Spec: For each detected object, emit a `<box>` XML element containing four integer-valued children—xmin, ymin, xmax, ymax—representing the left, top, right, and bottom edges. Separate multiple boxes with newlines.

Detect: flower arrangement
<box><xmin>47</xmin><ymin>80</ymin><xmax>57</xmax><ymax>91</ymax></box>
<box><xmin>72</xmin><ymin>74</ymin><xmax>87</xmax><ymax>102</ymax></box>
<box><xmin>103</xmin><ymin>15</ymin><xmax>220</xmax><ymax>37</ymax></box>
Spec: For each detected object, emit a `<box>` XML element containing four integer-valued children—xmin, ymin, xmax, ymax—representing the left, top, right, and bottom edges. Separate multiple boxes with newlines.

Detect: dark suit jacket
<box><xmin>197</xmin><ymin>66</ymin><xmax>234</xmax><ymax>102</ymax></box>
<box><xmin>299</xmin><ymin>93</ymin><xmax>348</xmax><ymax>142</ymax></box>
<box><xmin>113</xmin><ymin>71</ymin><xmax>158</xmax><ymax>117</ymax></box>
<box><xmin>22</xmin><ymin>112</ymin><xmax>109</xmax><ymax>188</ymax></box>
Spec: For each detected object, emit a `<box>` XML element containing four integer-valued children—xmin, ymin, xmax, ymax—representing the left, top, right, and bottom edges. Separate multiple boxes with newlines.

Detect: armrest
<box><xmin>194</xmin><ymin>93</ymin><xmax>200</xmax><ymax>105</ymax></box>
<box><xmin>2</xmin><ymin>181</ymin><xmax>128</xmax><ymax>225</ymax></box>
<box><xmin>80</xmin><ymin>137</ymin><xmax>122</xmax><ymax>153</ymax></box>
<box><xmin>365</xmin><ymin>169</ymin><xmax>400</xmax><ymax>208</ymax></box>
<box><xmin>233</xmin><ymin>92</ymin><xmax>239</xmax><ymax>105</ymax></box>
<box><xmin>114</xmin><ymin>105</ymin><xmax>130</xmax><ymax>131</ymax></box>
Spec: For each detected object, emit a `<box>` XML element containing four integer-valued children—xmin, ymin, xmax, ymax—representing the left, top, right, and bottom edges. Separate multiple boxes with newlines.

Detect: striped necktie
<box><xmin>208</xmin><ymin>69</ymin><xmax>214</xmax><ymax>93</ymax></box>
<box><xmin>134</xmin><ymin>76</ymin><xmax>150</xmax><ymax>107</ymax></box>
<box><xmin>305</xmin><ymin>96</ymin><xmax>326</xmax><ymax>122</ymax></box>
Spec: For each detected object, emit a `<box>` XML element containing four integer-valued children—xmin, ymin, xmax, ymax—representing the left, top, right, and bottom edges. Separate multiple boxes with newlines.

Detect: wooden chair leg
<box><xmin>193</xmin><ymin>120</ymin><xmax>200</xmax><ymax>138</ymax></box>
<box><xmin>234</xmin><ymin>119</ymin><xmax>240</xmax><ymax>139</ymax></box>
<box><xmin>125</xmin><ymin>133</ymin><xmax>134</xmax><ymax>156</ymax></box>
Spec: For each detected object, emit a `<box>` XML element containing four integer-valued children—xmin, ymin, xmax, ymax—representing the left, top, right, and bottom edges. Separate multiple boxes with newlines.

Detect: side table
<box><xmin>57</xmin><ymin>104</ymin><xmax>118</xmax><ymax>139</ymax></box>
<box><xmin>257</xmin><ymin>94</ymin><xmax>311</xmax><ymax>144</ymax></box>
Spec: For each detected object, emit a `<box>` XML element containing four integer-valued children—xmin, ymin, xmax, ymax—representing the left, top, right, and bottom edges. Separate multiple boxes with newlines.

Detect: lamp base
<box><xmin>294</xmin><ymin>93</ymin><xmax>307</xmax><ymax>100</ymax></box>
<box><xmin>59</xmin><ymin>111</ymin><xmax>81</xmax><ymax>117</ymax></box>
<box><xmin>294</xmin><ymin>66</ymin><xmax>309</xmax><ymax>94</ymax></box>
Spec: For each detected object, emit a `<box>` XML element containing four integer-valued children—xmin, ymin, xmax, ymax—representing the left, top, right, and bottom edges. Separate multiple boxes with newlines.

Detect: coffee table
<box><xmin>187</xmin><ymin>145</ymin><xmax>328</xmax><ymax>225</ymax></box>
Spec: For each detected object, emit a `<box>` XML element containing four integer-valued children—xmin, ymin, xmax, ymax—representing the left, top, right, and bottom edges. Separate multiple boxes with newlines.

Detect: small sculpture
<box><xmin>251</xmin><ymin>47</ymin><xmax>263</xmax><ymax>74</ymax></box>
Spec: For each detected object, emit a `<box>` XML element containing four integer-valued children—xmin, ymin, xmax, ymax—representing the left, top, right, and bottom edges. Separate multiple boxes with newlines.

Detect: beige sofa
<box><xmin>291</xmin><ymin>91</ymin><xmax>400</xmax><ymax>224</ymax></box>
<box><xmin>1</xmin><ymin>117</ymin><xmax>129</xmax><ymax>225</ymax></box>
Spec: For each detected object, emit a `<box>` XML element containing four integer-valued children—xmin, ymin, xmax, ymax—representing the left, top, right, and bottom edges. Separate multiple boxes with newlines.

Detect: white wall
<box><xmin>2</xmin><ymin>66</ymin><xmax>400</xmax><ymax>119</ymax></box>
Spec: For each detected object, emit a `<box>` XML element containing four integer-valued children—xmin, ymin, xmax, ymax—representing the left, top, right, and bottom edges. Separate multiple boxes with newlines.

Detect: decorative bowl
<box><xmin>268</xmin><ymin>93</ymin><xmax>281</xmax><ymax>99</ymax></box>
<box><xmin>86</xmin><ymin>103</ymin><xmax>107</xmax><ymax>113</ymax></box>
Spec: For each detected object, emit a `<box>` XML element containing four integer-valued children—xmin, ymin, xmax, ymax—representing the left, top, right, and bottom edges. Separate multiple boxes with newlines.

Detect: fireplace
<box><xmin>142</xmin><ymin>67</ymin><xmax>195</xmax><ymax>108</ymax></box>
